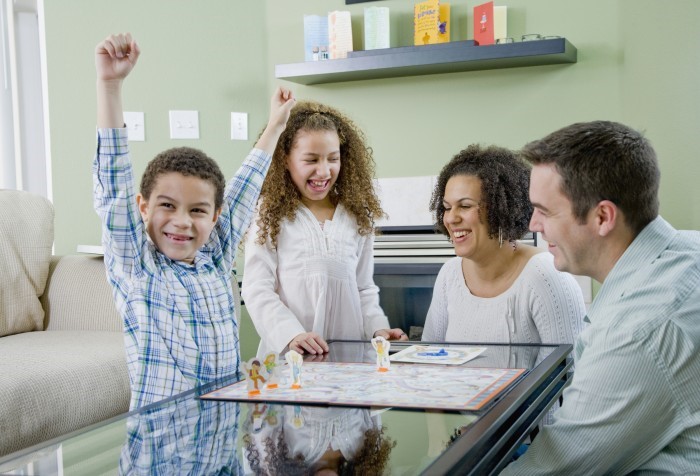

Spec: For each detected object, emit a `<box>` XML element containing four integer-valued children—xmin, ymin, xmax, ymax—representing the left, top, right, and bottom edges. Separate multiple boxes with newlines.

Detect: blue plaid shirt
<box><xmin>119</xmin><ymin>398</ymin><xmax>242</xmax><ymax>475</ymax></box>
<box><xmin>93</xmin><ymin>128</ymin><xmax>270</xmax><ymax>410</ymax></box>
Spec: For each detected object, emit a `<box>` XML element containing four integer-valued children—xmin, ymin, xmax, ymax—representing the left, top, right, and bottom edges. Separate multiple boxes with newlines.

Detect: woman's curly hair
<box><xmin>429</xmin><ymin>144</ymin><xmax>532</xmax><ymax>244</ymax></box>
<box><xmin>255</xmin><ymin>101</ymin><xmax>384</xmax><ymax>247</ymax></box>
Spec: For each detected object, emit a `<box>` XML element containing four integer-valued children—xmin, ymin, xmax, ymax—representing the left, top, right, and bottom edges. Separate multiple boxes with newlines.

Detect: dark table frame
<box><xmin>417</xmin><ymin>341</ymin><xmax>572</xmax><ymax>475</ymax></box>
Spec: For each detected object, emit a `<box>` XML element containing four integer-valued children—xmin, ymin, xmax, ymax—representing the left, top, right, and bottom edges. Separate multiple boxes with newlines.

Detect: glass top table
<box><xmin>0</xmin><ymin>340</ymin><xmax>572</xmax><ymax>475</ymax></box>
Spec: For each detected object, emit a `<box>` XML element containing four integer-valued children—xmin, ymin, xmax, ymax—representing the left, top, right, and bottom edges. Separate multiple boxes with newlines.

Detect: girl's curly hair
<box><xmin>255</xmin><ymin>101</ymin><xmax>384</xmax><ymax>247</ymax></box>
<box><xmin>244</xmin><ymin>426</ymin><xmax>396</xmax><ymax>476</ymax></box>
<box><xmin>429</xmin><ymin>144</ymin><xmax>532</xmax><ymax>244</ymax></box>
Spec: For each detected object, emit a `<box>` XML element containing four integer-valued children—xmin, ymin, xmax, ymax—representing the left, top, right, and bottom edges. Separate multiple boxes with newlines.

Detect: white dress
<box><xmin>242</xmin><ymin>204</ymin><xmax>390</xmax><ymax>357</ymax></box>
<box><xmin>421</xmin><ymin>253</ymin><xmax>585</xmax><ymax>346</ymax></box>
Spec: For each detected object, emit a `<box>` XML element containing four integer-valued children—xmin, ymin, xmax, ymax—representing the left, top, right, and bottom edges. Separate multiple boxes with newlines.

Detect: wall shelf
<box><xmin>275</xmin><ymin>38</ymin><xmax>577</xmax><ymax>85</ymax></box>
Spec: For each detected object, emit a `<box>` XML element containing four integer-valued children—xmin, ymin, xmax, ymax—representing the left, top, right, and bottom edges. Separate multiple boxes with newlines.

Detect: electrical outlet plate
<box><xmin>169</xmin><ymin>110</ymin><xmax>200</xmax><ymax>139</ymax></box>
<box><xmin>231</xmin><ymin>112</ymin><xmax>248</xmax><ymax>141</ymax></box>
<box><xmin>123</xmin><ymin>111</ymin><xmax>145</xmax><ymax>141</ymax></box>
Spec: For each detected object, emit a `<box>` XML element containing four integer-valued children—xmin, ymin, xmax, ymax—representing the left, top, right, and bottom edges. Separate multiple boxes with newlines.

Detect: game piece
<box><xmin>417</xmin><ymin>348</ymin><xmax>448</xmax><ymax>357</ymax></box>
<box><xmin>285</xmin><ymin>350</ymin><xmax>303</xmax><ymax>389</ymax></box>
<box><xmin>250</xmin><ymin>403</ymin><xmax>268</xmax><ymax>432</ymax></box>
<box><xmin>291</xmin><ymin>405</ymin><xmax>305</xmax><ymax>429</ymax></box>
<box><xmin>262</xmin><ymin>352</ymin><xmax>281</xmax><ymax>389</ymax></box>
<box><xmin>242</xmin><ymin>357</ymin><xmax>267</xmax><ymax>395</ymax></box>
<box><xmin>371</xmin><ymin>336</ymin><xmax>391</xmax><ymax>372</ymax></box>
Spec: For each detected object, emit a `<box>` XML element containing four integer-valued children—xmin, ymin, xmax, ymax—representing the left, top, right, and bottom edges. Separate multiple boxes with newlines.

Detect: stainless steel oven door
<box><xmin>374</xmin><ymin>261</ymin><xmax>445</xmax><ymax>340</ymax></box>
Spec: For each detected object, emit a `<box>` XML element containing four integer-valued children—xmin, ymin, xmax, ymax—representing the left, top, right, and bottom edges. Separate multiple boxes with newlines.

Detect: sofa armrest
<box><xmin>40</xmin><ymin>255</ymin><xmax>121</xmax><ymax>332</ymax></box>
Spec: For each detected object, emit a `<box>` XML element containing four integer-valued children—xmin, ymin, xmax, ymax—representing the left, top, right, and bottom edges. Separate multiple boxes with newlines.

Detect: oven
<box><xmin>373</xmin><ymin>226</ymin><xmax>537</xmax><ymax>339</ymax></box>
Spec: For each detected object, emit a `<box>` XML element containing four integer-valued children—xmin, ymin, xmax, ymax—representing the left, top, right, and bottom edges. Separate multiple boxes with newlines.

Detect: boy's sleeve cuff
<box><xmin>96</xmin><ymin>127</ymin><xmax>129</xmax><ymax>155</ymax></box>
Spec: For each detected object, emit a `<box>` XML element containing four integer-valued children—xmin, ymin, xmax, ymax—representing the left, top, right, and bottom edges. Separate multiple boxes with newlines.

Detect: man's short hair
<box><xmin>140</xmin><ymin>147</ymin><xmax>226</xmax><ymax>210</ymax></box>
<box><xmin>521</xmin><ymin>121</ymin><xmax>660</xmax><ymax>235</ymax></box>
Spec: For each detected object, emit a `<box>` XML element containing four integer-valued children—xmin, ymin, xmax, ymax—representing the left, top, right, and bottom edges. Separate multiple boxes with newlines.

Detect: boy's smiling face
<box><xmin>136</xmin><ymin>172</ymin><xmax>221</xmax><ymax>264</ymax></box>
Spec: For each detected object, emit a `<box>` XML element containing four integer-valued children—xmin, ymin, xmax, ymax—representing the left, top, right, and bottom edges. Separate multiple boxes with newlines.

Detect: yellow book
<box><xmin>438</xmin><ymin>3</ymin><xmax>450</xmax><ymax>43</ymax></box>
<box><xmin>414</xmin><ymin>0</ymin><xmax>440</xmax><ymax>45</ymax></box>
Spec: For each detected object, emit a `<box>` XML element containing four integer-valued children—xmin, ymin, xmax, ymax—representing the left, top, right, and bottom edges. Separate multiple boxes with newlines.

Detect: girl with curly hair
<box><xmin>243</xmin><ymin>407</ymin><xmax>396</xmax><ymax>476</ymax></box>
<box><xmin>242</xmin><ymin>101</ymin><xmax>407</xmax><ymax>357</ymax></box>
<box><xmin>421</xmin><ymin>144</ymin><xmax>585</xmax><ymax>346</ymax></box>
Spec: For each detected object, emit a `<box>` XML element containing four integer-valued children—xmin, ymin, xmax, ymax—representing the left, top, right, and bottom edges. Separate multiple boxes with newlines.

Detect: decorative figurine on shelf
<box><xmin>263</xmin><ymin>352</ymin><xmax>281</xmax><ymax>390</ymax></box>
<box><xmin>371</xmin><ymin>336</ymin><xmax>391</xmax><ymax>372</ymax></box>
<box><xmin>285</xmin><ymin>349</ymin><xmax>303</xmax><ymax>389</ymax></box>
<box><xmin>243</xmin><ymin>357</ymin><xmax>267</xmax><ymax>395</ymax></box>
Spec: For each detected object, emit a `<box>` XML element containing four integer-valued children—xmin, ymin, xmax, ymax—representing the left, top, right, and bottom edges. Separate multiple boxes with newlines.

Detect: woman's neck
<box><xmin>462</xmin><ymin>245</ymin><xmax>538</xmax><ymax>298</ymax></box>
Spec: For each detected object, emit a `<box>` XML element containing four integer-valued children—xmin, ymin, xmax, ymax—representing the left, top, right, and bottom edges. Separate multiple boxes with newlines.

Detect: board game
<box><xmin>390</xmin><ymin>345</ymin><xmax>487</xmax><ymax>365</ymax></box>
<box><xmin>200</xmin><ymin>362</ymin><xmax>525</xmax><ymax>411</ymax></box>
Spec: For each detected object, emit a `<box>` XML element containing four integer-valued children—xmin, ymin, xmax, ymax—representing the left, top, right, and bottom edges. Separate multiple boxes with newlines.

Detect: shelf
<box><xmin>275</xmin><ymin>38</ymin><xmax>577</xmax><ymax>85</ymax></box>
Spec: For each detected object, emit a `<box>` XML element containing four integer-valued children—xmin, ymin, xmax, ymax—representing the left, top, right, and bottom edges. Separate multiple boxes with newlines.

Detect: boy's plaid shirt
<box><xmin>93</xmin><ymin>128</ymin><xmax>269</xmax><ymax>410</ymax></box>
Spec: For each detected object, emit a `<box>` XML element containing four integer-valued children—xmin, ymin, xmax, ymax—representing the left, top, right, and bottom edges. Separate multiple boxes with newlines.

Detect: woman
<box><xmin>421</xmin><ymin>144</ymin><xmax>585</xmax><ymax>345</ymax></box>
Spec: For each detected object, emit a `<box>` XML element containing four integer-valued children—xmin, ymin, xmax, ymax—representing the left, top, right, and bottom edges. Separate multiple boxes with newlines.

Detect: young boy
<box><xmin>93</xmin><ymin>33</ymin><xmax>295</xmax><ymax>410</ymax></box>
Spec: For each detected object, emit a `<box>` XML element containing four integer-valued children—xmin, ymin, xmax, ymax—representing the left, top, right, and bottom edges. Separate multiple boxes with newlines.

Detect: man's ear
<box><xmin>213</xmin><ymin>208</ymin><xmax>222</xmax><ymax>223</ymax></box>
<box><xmin>594</xmin><ymin>200</ymin><xmax>619</xmax><ymax>237</ymax></box>
<box><xmin>136</xmin><ymin>193</ymin><xmax>149</xmax><ymax>222</ymax></box>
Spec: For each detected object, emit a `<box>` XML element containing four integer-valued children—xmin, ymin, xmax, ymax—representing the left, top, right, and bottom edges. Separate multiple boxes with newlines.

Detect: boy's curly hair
<box><xmin>255</xmin><ymin>101</ymin><xmax>384</xmax><ymax>247</ymax></box>
<box><xmin>429</xmin><ymin>144</ymin><xmax>532</xmax><ymax>244</ymax></box>
<box><xmin>140</xmin><ymin>147</ymin><xmax>226</xmax><ymax>209</ymax></box>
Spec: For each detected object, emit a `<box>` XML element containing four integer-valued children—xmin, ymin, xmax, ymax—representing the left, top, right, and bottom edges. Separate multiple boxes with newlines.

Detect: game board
<box><xmin>200</xmin><ymin>362</ymin><xmax>525</xmax><ymax>411</ymax></box>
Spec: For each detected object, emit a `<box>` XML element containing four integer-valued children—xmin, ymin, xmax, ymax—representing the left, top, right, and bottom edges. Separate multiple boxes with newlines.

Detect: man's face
<box><xmin>529</xmin><ymin>164</ymin><xmax>597</xmax><ymax>277</ymax></box>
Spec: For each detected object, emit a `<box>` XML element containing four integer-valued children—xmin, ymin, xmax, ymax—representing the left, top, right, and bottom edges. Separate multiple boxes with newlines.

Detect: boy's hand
<box><xmin>288</xmin><ymin>332</ymin><xmax>329</xmax><ymax>355</ymax></box>
<box><xmin>267</xmin><ymin>86</ymin><xmax>296</xmax><ymax>131</ymax></box>
<box><xmin>374</xmin><ymin>328</ymin><xmax>409</xmax><ymax>341</ymax></box>
<box><xmin>96</xmin><ymin>33</ymin><xmax>140</xmax><ymax>82</ymax></box>
<box><xmin>96</xmin><ymin>33</ymin><xmax>139</xmax><ymax>128</ymax></box>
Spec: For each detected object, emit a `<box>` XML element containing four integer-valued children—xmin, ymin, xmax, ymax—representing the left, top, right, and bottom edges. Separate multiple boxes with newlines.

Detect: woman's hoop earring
<box><xmin>498</xmin><ymin>227</ymin><xmax>504</xmax><ymax>248</ymax></box>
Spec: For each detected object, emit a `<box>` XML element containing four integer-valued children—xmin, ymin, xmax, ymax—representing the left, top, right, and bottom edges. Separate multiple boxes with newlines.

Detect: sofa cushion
<box><xmin>0</xmin><ymin>190</ymin><xmax>54</xmax><ymax>337</ymax></box>
<box><xmin>0</xmin><ymin>330</ymin><xmax>130</xmax><ymax>457</ymax></box>
<box><xmin>42</xmin><ymin>255</ymin><xmax>122</xmax><ymax>332</ymax></box>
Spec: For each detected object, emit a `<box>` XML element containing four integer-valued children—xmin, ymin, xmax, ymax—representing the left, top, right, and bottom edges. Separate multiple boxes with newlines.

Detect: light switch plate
<box><xmin>123</xmin><ymin>111</ymin><xmax>145</xmax><ymax>141</ymax></box>
<box><xmin>230</xmin><ymin>112</ymin><xmax>248</xmax><ymax>141</ymax></box>
<box><xmin>169</xmin><ymin>110</ymin><xmax>200</xmax><ymax>139</ymax></box>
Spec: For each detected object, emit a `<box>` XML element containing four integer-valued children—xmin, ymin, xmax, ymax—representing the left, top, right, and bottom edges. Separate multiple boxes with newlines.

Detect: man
<box><xmin>501</xmin><ymin>121</ymin><xmax>700</xmax><ymax>474</ymax></box>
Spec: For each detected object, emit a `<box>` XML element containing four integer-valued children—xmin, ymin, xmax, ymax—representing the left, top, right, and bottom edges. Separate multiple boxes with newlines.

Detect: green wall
<box><xmin>45</xmin><ymin>0</ymin><xmax>699</xmax><ymax>257</ymax></box>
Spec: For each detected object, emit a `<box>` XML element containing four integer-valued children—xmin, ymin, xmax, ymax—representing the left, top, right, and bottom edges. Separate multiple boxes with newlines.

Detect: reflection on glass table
<box><xmin>0</xmin><ymin>341</ymin><xmax>572</xmax><ymax>476</ymax></box>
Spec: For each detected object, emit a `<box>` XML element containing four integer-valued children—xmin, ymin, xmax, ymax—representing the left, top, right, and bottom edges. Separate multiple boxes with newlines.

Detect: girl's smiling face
<box><xmin>285</xmin><ymin>129</ymin><xmax>341</xmax><ymax>208</ymax></box>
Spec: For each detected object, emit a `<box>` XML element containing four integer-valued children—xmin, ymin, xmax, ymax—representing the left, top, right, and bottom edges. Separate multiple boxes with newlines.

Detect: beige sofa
<box><xmin>0</xmin><ymin>190</ymin><xmax>129</xmax><ymax>457</ymax></box>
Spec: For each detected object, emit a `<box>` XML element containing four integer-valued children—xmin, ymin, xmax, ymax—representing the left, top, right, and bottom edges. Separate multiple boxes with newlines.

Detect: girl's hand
<box><xmin>374</xmin><ymin>328</ymin><xmax>409</xmax><ymax>341</ymax></box>
<box><xmin>288</xmin><ymin>332</ymin><xmax>329</xmax><ymax>355</ymax></box>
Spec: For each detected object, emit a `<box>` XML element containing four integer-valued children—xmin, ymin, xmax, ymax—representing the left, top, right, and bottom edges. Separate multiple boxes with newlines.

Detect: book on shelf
<box><xmin>473</xmin><ymin>1</ymin><xmax>507</xmax><ymax>46</ymax></box>
<box><xmin>414</xmin><ymin>0</ymin><xmax>450</xmax><ymax>46</ymax></box>
<box><xmin>303</xmin><ymin>14</ymin><xmax>328</xmax><ymax>61</ymax></box>
<box><xmin>328</xmin><ymin>10</ymin><xmax>353</xmax><ymax>59</ymax></box>
<box><xmin>364</xmin><ymin>6</ymin><xmax>390</xmax><ymax>50</ymax></box>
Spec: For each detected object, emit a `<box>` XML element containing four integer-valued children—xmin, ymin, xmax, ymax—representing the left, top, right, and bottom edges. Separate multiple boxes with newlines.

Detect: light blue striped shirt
<box><xmin>502</xmin><ymin>216</ymin><xmax>700</xmax><ymax>475</ymax></box>
<box><xmin>93</xmin><ymin>128</ymin><xmax>270</xmax><ymax>410</ymax></box>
